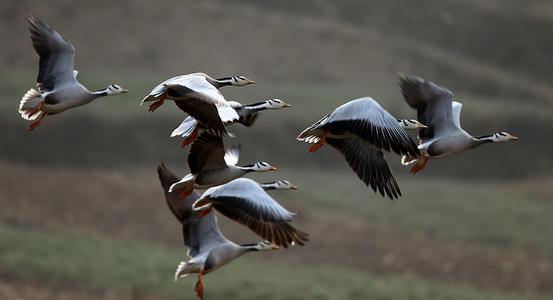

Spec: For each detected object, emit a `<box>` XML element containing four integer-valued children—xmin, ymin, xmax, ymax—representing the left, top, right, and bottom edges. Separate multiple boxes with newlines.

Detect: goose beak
<box><xmin>282</xmin><ymin>102</ymin><xmax>292</xmax><ymax>108</ymax></box>
<box><xmin>244</xmin><ymin>78</ymin><xmax>255</xmax><ymax>84</ymax></box>
<box><xmin>121</xmin><ymin>89</ymin><xmax>129</xmax><ymax>94</ymax></box>
<box><xmin>271</xmin><ymin>244</ymin><xmax>280</xmax><ymax>250</ymax></box>
<box><xmin>509</xmin><ymin>135</ymin><xmax>518</xmax><ymax>141</ymax></box>
<box><xmin>417</xmin><ymin>122</ymin><xmax>427</xmax><ymax>128</ymax></box>
<box><xmin>290</xmin><ymin>185</ymin><xmax>299</xmax><ymax>190</ymax></box>
<box><xmin>270</xmin><ymin>166</ymin><xmax>277</xmax><ymax>171</ymax></box>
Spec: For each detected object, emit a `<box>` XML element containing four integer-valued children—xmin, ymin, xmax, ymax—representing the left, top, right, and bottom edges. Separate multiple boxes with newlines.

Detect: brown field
<box><xmin>1</xmin><ymin>162</ymin><xmax>551</xmax><ymax>296</ymax></box>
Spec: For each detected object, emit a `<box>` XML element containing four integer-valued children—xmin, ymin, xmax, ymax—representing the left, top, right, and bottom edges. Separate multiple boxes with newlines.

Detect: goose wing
<box><xmin>195</xmin><ymin>178</ymin><xmax>309</xmax><ymax>248</ymax></box>
<box><xmin>157</xmin><ymin>163</ymin><xmax>199</xmax><ymax>222</ymax></box>
<box><xmin>28</xmin><ymin>15</ymin><xmax>76</xmax><ymax>92</ymax></box>
<box><xmin>326</xmin><ymin>136</ymin><xmax>401</xmax><ymax>199</ymax></box>
<box><xmin>168</xmin><ymin>78</ymin><xmax>237</xmax><ymax>136</ymax></box>
<box><xmin>156</xmin><ymin>164</ymin><xmax>228</xmax><ymax>257</ymax></box>
<box><xmin>188</xmin><ymin>132</ymin><xmax>229</xmax><ymax>174</ymax></box>
<box><xmin>399</xmin><ymin>74</ymin><xmax>458</xmax><ymax>141</ymax></box>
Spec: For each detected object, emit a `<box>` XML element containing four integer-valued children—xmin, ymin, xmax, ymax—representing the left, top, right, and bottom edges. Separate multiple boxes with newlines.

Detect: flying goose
<box><xmin>172</xmin><ymin>99</ymin><xmax>291</xmax><ymax>147</ymax></box>
<box><xmin>169</xmin><ymin>132</ymin><xmax>276</xmax><ymax>197</ymax></box>
<box><xmin>297</xmin><ymin>97</ymin><xmax>425</xmax><ymax>199</ymax></box>
<box><xmin>157</xmin><ymin>164</ymin><xmax>279</xmax><ymax>300</ymax></box>
<box><xmin>399</xmin><ymin>74</ymin><xmax>518</xmax><ymax>174</ymax></box>
<box><xmin>141</xmin><ymin>73</ymin><xmax>254</xmax><ymax>136</ymax></box>
<box><xmin>19</xmin><ymin>15</ymin><xmax>128</xmax><ymax>130</ymax></box>
<box><xmin>192</xmin><ymin>177</ymin><xmax>309</xmax><ymax>248</ymax></box>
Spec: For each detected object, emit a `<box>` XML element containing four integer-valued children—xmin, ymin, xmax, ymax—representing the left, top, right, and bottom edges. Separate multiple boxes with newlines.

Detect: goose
<box><xmin>169</xmin><ymin>131</ymin><xmax>276</xmax><ymax>197</ymax></box>
<box><xmin>141</xmin><ymin>73</ymin><xmax>254</xmax><ymax>136</ymax></box>
<box><xmin>157</xmin><ymin>164</ymin><xmax>279</xmax><ymax>300</ymax></box>
<box><xmin>19</xmin><ymin>15</ymin><xmax>128</xmax><ymax>130</ymax></box>
<box><xmin>399</xmin><ymin>74</ymin><xmax>518</xmax><ymax>174</ymax></box>
<box><xmin>192</xmin><ymin>177</ymin><xmax>309</xmax><ymax>248</ymax></box>
<box><xmin>297</xmin><ymin>97</ymin><xmax>426</xmax><ymax>199</ymax></box>
<box><xmin>172</xmin><ymin>99</ymin><xmax>291</xmax><ymax>147</ymax></box>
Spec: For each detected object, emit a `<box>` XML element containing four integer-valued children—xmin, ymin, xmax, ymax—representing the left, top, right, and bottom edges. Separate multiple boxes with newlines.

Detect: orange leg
<box><xmin>195</xmin><ymin>271</ymin><xmax>204</xmax><ymax>300</ymax></box>
<box><xmin>308</xmin><ymin>130</ymin><xmax>327</xmax><ymax>153</ymax></box>
<box><xmin>28</xmin><ymin>113</ymin><xmax>46</xmax><ymax>131</ymax></box>
<box><xmin>410</xmin><ymin>157</ymin><xmax>428</xmax><ymax>174</ymax></box>
<box><xmin>181</xmin><ymin>127</ymin><xmax>199</xmax><ymax>148</ymax></box>
<box><xmin>148</xmin><ymin>99</ymin><xmax>165</xmax><ymax>112</ymax></box>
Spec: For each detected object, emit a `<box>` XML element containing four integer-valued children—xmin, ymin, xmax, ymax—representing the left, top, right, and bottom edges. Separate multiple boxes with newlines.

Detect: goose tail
<box><xmin>401</xmin><ymin>155</ymin><xmax>419</xmax><ymax>166</ymax></box>
<box><xmin>19</xmin><ymin>88</ymin><xmax>43</xmax><ymax>120</ymax></box>
<box><xmin>168</xmin><ymin>174</ymin><xmax>194</xmax><ymax>195</ymax></box>
<box><xmin>174</xmin><ymin>261</ymin><xmax>194</xmax><ymax>281</ymax></box>
<box><xmin>171</xmin><ymin>117</ymin><xmax>198</xmax><ymax>138</ymax></box>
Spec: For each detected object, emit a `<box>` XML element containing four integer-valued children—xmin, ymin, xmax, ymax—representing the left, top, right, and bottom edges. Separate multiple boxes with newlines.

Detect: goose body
<box><xmin>169</xmin><ymin>132</ymin><xmax>276</xmax><ymax>196</ymax></box>
<box><xmin>141</xmin><ymin>73</ymin><xmax>254</xmax><ymax>136</ymax></box>
<box><xmin>156</xmin><ymin>164</ymin><xmax>278</xmax><ymax>300</ymax></box>
<box><xmin>297</xmin><ymin>97</ymin><xmax>424</xmax><ymax>199</ymax></box>
<box><xmin>172</xmin><ymin>99</ymin><xmax>291</xmax><ymax>147</ymax></box>
<box><xmin>399</xmin><ymin>74</ymin><xmax>518</xmax><ymax>173</ymax></box>
<box><xmin>20</xmin><ymin>15</ymin><xmax>128</xmax><ymax>130</ymax></box>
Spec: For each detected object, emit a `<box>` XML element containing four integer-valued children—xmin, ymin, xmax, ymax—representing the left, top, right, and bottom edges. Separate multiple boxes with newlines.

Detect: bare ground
<box><xmin>0</xmin><ymin>162</ymin><xmax>551</xmax><ymax>296</ymax></box>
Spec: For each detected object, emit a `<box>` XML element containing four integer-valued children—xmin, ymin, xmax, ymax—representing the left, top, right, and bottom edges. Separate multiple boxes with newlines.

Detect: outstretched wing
<box><xmin>326</xmin><ymin>136</ymin><xmax>401</xmax><ymax>199</ymax></box>
<box><xmin>156</xmin><ymin>164</ymin><xmax>228</xmax><ymax>258</ymax></box>
<box><xmin>196</xmin><ymin>178</ymin><xmax>309</xmax><ymax>248</ymax></box>
<box><xmin>323</xmin><ymin>97</ymin><xmax>419</xmax><ymax>156</ymax></box>
<box><xmin>399</xmin><ymin>74</ymin><xmax>457</xmax><ymax>140</ymax></box>
<box><xmin>28</xmin><ymin>15</ymin><xmax>76</xmax><ymax>91</ymax></box>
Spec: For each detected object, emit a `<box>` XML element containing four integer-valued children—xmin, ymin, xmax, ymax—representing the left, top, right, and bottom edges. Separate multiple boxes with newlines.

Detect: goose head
<box><xmin>244</xmin><ymin>99</ymin><xmax>291</xmax><ymax>110</ymax></box>
<box><xmin>265</xmin><ymin>99</ymin><xmax>291</xmax><ymax>109</ymax></box>
<box><xmin>490</xmin><ymin>132</ymin><xmax>518</xmax><ymax>142</ymax></box>
<box><xmin>217</xmin><ymin>75</ymin><xmax>255</xmax><ymax>87</ymax></box>
<box><xmin>106</xmin><ymin>84</ymin><xmax>129</xmax><ymax>95</ymax></box>
<box><xmin>232</xmin><ymin>76</ymin><xmax>255</xmax><ymax>86</ymax></box>
<box><xmin>245</xmin><ymin>162</ymin><xmax>277</xmax><ymax>172</ymax></box>
<box><xmin>254</xmin><ymin>241</ymin><xmax>280</xmax><ymax>251</ymax></box>
<box><xmin>398</xmin><ymin>119</ymin><xmax>427</xmax><ymax>130</ymax></box>
<box><xmin>262</xmin><ymin>180</ymin><xmax>298</xmax><ymax>190</ymax></box>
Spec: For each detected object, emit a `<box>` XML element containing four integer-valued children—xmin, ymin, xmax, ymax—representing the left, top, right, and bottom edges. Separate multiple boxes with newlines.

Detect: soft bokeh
<box><xmin>0</xmin><ymin>0</ymin><xmax>551</xmax><ymax>299</ymax></box>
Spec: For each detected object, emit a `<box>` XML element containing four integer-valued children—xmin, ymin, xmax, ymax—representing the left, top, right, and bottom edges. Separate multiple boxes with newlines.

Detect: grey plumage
<box><xmin>193</xmin><ymin>178</ymin><xmax>309</xmax><ymax>248</ymax></box>
<box><xmin>168</xmin><ymin>132</ymin><xmax>275</xmax><ymax>193</ymax></box>
<box><xmin>398</xmin><ymin>74</ymin><xmax>518</xmax><ymax>173</ymax></box>
<box><xmin>156</xmin><ymin>164</ymin><xmax>277</xmax><ymax>283</ymax></box>
<box><xmin>19</xmin><ymin>15</ymin><xmax>127</xmax><ymax>129</ymax></box>
<box><xmin>297</xmin><ymin>97</ymin><xmax>419</xmax><ymax>199</ymax></box>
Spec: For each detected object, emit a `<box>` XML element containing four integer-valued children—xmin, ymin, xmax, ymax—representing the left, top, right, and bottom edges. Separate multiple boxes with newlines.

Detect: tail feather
<box><xmin>401</xmin><ymin>155</ymin><xmax>419</xmax><ymax>166</ymax></box>
<box><xmin>141</xmin><ymin>85</ymin><xmax>166</xmax><ymax>105</ymax></box>
<box><xmin>175</xmin><ymin>261</ymin><xmax>195</xmax><ymax>281</ymax></box>
<box><xmin>19</xmin><ymin>88</ymin><xmax>43</xmax><ymax>120</ymax></box>
<box><xmin>171</xmin><ymin>117</ymin><xmax>199</xmax><ymax>138</ymax></box>
<box><xmin>168</xmin><ymin>174</ymin><xmax>194</xmax><ymax>193</ymax></box>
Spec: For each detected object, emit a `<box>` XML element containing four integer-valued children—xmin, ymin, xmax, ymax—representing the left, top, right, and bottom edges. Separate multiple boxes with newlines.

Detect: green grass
<box><xmin>280</xmin><ymin>170</ymin><xmax>553</xmax><ymax>255</ymax></box>
<box><xmin>0</xmin><ymin>223</ymin><xmax>547</xmax><ymax>300</ymax></box>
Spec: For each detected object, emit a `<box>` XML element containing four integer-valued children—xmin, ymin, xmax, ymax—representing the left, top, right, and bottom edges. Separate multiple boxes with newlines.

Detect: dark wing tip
<box><xmin>157</xmin><ymin>163</ymin><xmax>179</xmax><ymax>191</ymax></box>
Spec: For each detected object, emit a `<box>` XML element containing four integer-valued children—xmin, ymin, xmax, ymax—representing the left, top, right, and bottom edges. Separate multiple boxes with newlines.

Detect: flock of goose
<box><xmin>18</xmin><ymin>14</ymin><xmax>518</xmax><ymax>299</ymax></box>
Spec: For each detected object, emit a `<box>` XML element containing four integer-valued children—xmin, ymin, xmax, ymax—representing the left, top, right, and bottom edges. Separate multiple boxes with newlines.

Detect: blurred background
<box><xmin>0</xmin><ymin>0</ymin><xmax>552</xmax><ymax>299</ymax></box>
